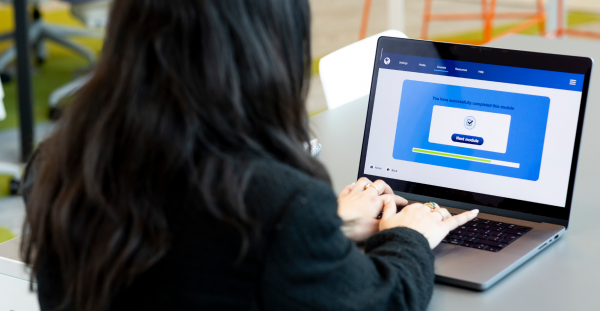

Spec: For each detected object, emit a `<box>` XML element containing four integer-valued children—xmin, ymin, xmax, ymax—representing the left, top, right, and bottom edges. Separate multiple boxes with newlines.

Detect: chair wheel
<box><xmin>0</xmin><ymin>72</ymin><xmax>11</xmax><ymax>83</ymax></box>
<box><xmin>9</xmin><ymin>179</ymin><xmax>20</xmax><ymax>195</ymax></box>
<box><xmin>36</xmin><ymin>56</ymin><xmax>47</xmax><ymax>66</ymax></box>
<box><xmin>49</xmin><ymin>107</ymin><xmax>63</xmax><ymax>120</ymax></box>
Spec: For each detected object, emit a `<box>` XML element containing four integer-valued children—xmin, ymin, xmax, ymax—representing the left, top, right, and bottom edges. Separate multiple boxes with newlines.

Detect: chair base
<box><xmin>48</xmin><ymin>72</ymin><xmax>93</xmax><ymax>109</ymax></box>
<box><xmin>49</xmin><ymin>106</ymin><xmax>63</xmax><ymax>121</ymax></box>
<box><xmin>0</xmin><ymin>162</ymin><xmax>22</xmax><ymax>195</ymax></box>
<box><xmin>8</xmin><ymin>179</ymin><xmax>19</xmax><ymax>195</ymax></box>
<box><xmin>0</xmin><ymin>73</ymin><xmax>11</xmax><ymax>84</ymax></box>
<box><xmin>0</xmin><ymin>20</ymin><xmax>98</xmax><ymax>74</ymax></box>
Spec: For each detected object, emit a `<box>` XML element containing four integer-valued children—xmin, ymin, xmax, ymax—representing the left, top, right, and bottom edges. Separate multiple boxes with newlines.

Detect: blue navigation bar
<box><xmin>379</xmin><ymin>52</ymin><xmax>584</xmax><ymax>92</ymax></box>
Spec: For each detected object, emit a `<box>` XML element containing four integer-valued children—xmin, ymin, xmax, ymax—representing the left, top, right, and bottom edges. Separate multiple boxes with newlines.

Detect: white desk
<box><xmin>309</xmin><ymin>34</ymin><xmax>600</xmax><ymax>310</ymax></box>
<box><xmin>0</xmin><ymin>237</ymin><xmax>39</xmax><ymax>310</ymax></box>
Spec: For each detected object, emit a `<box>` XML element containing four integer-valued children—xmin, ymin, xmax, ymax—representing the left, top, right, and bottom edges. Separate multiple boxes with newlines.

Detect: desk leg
<box><xmin>14</xmin><ymin>0</ymin><xmax>34</xmax><ymax>162</ymax></box>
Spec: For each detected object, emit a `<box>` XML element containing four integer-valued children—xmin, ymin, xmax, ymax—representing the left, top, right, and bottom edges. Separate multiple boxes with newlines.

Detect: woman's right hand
<box><xmin>379</xmin><ymin>201</ymin><xmax>479</xmax><ymax>249</ymax></box>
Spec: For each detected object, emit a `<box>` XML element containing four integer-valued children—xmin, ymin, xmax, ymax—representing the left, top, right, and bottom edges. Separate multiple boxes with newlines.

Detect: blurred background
<box><xmin>1</xmin><ymin>0</ymin><xmax>600</xmax><ymax>244</ymax></box>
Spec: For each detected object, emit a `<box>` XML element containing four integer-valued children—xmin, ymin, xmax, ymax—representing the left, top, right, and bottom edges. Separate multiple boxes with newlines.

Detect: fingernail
<box><xmin>471</xmin><ymin>209</ymin><xmax>479</xmax><ymax>214</ymax></box>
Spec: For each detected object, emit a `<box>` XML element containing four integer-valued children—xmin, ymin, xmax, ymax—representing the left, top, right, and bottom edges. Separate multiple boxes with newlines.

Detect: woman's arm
<box><xmin>259</xmin><ymin>180</ymin><xmax>435</xmax><ymax>310</ymax></box>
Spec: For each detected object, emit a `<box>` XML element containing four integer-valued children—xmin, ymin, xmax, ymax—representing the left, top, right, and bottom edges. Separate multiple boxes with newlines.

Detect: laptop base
<box><xmin>433</xmin><ymin>207</ymin><xmax>565</xmax><ymax>290</ymax></box>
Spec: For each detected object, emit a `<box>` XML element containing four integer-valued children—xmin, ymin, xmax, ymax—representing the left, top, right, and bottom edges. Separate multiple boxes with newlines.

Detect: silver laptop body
<box><xmin>357</xmin><ymin>37</ymin><xmax>592</xmax><ymax>290</ymax></box>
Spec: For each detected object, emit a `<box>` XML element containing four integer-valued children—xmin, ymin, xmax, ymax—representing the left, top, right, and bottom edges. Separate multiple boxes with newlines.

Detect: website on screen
<box><xmin>364</xmin><ymin>53</ymin><xmax>584</xmax><ymax>207</ymax></box>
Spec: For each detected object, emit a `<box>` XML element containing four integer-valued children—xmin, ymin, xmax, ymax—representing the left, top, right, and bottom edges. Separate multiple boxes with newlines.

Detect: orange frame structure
<box><xmin>359</xmin><ymin>0</ymin><xmax>546</xmax><ymax>44</ymax></box>
<box><xmin>359</xmin><ymin>0</ymin><xmax>373</xmax><ymax>40</ymax></box>
<box><xmin>552</xmin><ymin>0</ymin><xmax>600</xmax><ymax>40</ymax></box>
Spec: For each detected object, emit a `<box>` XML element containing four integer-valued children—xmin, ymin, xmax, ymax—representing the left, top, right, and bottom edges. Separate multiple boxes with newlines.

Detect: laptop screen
<box><xmin>359</xmin><ymin>38</ymin><xmax>592</xmax><ymax>222</ymax></box>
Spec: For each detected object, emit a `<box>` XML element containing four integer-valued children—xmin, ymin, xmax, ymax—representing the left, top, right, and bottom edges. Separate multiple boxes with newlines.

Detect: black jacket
<box><xmin>23</xmin><ymin>152</ymin><xmax>435</xmax><ymax>310</ymax></box>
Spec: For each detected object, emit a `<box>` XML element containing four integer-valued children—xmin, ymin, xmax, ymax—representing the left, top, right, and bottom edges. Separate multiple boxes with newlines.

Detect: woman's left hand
<box><xmin>337</xmin><ymin>177</ymin><xmax>408</xmax><ymax>242</ymax></box>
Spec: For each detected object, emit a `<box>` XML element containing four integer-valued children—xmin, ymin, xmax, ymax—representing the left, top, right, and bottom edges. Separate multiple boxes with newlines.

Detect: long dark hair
<box><xmin>21</xmin><ymin>0</ymin><xmax>329</xmax><ymax>309</ymax></box>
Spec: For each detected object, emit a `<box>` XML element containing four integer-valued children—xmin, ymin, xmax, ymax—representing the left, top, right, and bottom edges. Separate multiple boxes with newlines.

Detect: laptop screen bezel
<box><xmin>357</xmin><ymin>37</ymin><xmax>593</xmax><ymax>225</ymax></box>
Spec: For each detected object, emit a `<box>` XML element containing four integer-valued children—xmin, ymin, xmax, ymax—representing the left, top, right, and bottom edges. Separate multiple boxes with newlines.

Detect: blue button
<box><xmin>452</xmin><ymin>134</ymin><xmax>484</xmax><ymax>146</ymax></box>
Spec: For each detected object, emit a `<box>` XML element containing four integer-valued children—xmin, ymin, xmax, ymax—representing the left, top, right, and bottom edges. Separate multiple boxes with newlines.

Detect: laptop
<box><xmin>357</xmin><ymin>37</ymin><xmax>593</xmax><ymax>290</ymax></box>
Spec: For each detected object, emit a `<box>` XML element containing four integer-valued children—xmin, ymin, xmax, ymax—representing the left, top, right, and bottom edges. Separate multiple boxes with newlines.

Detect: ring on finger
<box><xmin>364</xmin><ymin>183</ymin><xmax>380</xmax><ymax>194</ymax></box>
<box><xmin>425</xmin><ymin>202</ymin><xmax>445</xmax><ymax>220</ymax></box>
<box><xmin>424</xmin><ymin>202</ymin><xmax>440</xmax><ymax>211</ymax></box>
<box><xmin>434</xmin><ymin>210</ymin><xmax>445</xmax><ymax>220</ymax></box>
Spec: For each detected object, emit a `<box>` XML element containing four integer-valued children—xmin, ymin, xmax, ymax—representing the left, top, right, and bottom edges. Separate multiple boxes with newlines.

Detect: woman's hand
<box><xmin>379</xmin><ymin>201</ymin><xmax>479</xmax><ymax>249</ymax></box>
<box><xmin>337</xmin><ymin>178</ymin><xmax>408</xmax><ymax>242</ymax></box>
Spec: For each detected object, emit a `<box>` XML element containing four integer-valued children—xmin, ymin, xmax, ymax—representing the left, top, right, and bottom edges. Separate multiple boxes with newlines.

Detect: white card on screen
<box><xmin>428</xmin><ymin>105</ymin><xmax>511</xmax><ymax>154</ymax></box>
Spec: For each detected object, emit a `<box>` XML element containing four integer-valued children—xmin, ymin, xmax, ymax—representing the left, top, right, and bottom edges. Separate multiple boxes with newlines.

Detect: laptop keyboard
<box><xmin>442</xmin><ymin>216</ymin><xmax>532</xmax><ymax>252</ymax></box>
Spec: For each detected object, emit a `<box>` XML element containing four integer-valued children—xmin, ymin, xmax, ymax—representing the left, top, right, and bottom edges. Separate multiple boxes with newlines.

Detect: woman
<box><xmin>21</xmin><ymin>0</ymin><xmax>477</xmax><ymax>310</ymax></box>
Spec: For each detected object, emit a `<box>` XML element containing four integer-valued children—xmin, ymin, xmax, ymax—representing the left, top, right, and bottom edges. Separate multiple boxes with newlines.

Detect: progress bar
<box><xmin>412</xmin><ymin>148</ymin><xmax>520</xmax><ymax>168</ymax></box>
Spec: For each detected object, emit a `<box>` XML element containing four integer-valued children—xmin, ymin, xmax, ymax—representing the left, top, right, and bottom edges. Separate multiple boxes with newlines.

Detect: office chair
<box><xmin>0</xmin><ymin>81</ymin><xmax>21</xmax><ymax>195</ymax></box>
<box><xmin>0</xmin><ymin>0</ymin><xmax>104</xmax><ymax>84</ymax></box>
<box><xmin>48</xmin><ymin>0</ymin><xmax>109</xmax><ymax>119</ymax></box>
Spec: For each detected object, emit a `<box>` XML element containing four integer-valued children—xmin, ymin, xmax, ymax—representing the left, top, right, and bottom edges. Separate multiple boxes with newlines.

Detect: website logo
<box><xmin>384</xmin><ymin>57</ymin><xmax>390</xmax><ymax>65</ymax></box>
